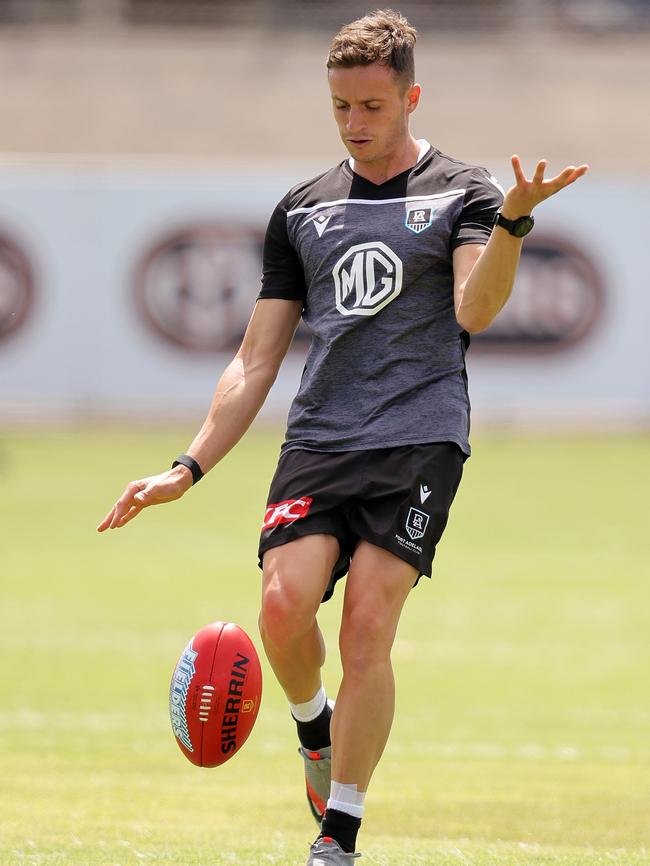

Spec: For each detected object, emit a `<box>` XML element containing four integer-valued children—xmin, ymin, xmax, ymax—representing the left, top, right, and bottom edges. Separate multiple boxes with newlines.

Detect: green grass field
<box><xmin>1</xmin><ymin>428</ymin><xmax>648</xmax><ymax>866</ymax></box>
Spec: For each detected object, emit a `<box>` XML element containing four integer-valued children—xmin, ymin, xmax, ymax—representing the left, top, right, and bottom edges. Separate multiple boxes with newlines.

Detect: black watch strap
<box><xmin>172</xmin><ymin>454</ymin><xmax>204</xmax><ymax>485</ymax></box>
<box><xmin>494</xmin><ymin>209</ymin><xmax>534</xmax><ymax>238</ymax></box>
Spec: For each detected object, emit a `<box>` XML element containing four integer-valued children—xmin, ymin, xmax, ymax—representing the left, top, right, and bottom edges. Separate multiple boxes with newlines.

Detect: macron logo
<box><xmin>312</xmin><ymin>215</ymin><xmax>332</xmax><ymax>237</ymax></box>
<box><xmin>420</xmin><ymin>484</ymin><xmax>431</xmax><ymax>504</ymax></box>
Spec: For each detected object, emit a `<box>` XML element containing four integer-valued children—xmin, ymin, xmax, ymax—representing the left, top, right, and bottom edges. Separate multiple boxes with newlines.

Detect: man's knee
<box><xmin>259</xmin><ymin>570</ymin><xmax>315</xmax><ymax>649</ymax></box>
<box><xmin>339</xmin><ymin>602</ymin><xmax>394</xmax><ymax>672</ymax></box>
<box><xmin>259</xmin><ymin>535</ymin><xmax>339</xmax><ymax>650</ymax></box>
<box><xmin>339</xmin><ymin>543</ymin><xmax>417</xmax><ymax>672</ymax></box>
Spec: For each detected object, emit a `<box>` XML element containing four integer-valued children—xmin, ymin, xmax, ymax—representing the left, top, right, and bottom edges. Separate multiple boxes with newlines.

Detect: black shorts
<box><xmin>258</xmin><ymin>442</ymin><xmax>465</xmax><ymax>603</ymax></box>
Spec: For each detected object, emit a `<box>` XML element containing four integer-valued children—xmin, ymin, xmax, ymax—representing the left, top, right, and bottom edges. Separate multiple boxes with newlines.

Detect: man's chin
<box><xmin>345</xmin><ymin>146</ymin><xmax>377</xmax><ymax>164</ymax></box>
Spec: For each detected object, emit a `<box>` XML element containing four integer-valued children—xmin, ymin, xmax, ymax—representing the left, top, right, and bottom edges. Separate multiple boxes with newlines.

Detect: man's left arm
<box><xmin>454</xmin><ymin>156</ymin><xmax>589</xmax><ymax>334</ymax></box>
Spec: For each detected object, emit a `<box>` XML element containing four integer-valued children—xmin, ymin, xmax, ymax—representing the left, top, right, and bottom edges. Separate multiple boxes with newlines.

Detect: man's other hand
<box><xmin>503</xmin><ymin>155</ymin><xmax>589</xmax><ymax>219</ymax></box>
<box><xmin>96</xmin><ymin>465</ymin><xmax>193</xmax><ymax>532</ymax></box>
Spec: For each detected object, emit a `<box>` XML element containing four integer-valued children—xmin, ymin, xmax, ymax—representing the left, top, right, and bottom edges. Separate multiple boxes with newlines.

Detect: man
<box><xmin>98</xmin><ymin>10</ymin><xmax>587</xmax><ymax>865</ymax></box>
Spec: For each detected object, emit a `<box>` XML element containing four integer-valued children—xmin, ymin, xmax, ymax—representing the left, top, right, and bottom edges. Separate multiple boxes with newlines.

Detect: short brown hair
<box><xmin>327</xmin><ymin>9</ymin><xmax>417</xmax><ymax>90</ymax></box>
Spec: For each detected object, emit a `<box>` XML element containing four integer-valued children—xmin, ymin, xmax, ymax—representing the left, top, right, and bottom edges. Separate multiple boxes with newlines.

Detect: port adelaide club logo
<box><xmin>405</xmin><ymin>206</ymin><xmax>435</xmax><ymax>234</ymax></box>
<box><xmin>406</xmin><ymin>507</ymin><xmax>429</xmax><ymax>541</ymax></box>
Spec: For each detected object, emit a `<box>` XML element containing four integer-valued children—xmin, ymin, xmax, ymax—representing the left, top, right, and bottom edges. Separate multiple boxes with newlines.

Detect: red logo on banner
<box><xmin>262</xmin><ymin>497</ymin><xmax>313</xmax><ymax>530</ymax></box>
<box><xmin>133</xmin><ymin>222</ymin><xmax>264</xmax><ymax>353</ymax></box>
<box><xmin>473</xmin><ymin>234</ymin><xmax>605</xmax><ymax>352</ymax></box>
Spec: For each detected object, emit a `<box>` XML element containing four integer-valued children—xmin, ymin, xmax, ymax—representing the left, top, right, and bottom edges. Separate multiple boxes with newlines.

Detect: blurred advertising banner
<box><xmin>0</xmin><ymin>159</ymin><xmax>647</xmax><ymax>428</ymax></box>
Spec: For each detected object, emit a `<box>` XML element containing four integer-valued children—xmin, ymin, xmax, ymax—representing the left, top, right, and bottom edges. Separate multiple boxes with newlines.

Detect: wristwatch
<box><xmin>493</xmin><ymin>208</ymin><xmax>534</xmax><ymax>238</ymax></box>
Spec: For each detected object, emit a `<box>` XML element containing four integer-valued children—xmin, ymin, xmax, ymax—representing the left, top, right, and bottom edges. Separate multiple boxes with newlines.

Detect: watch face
<box><xmin>513</xmin><ymin>217</ymin><xmax>535</xmax><ymax>238</ymax></box>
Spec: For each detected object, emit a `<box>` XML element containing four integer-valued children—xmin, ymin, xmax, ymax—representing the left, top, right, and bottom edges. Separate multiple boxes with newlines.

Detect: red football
<box><xmin>169</xmin><ymin>621</ymin><xmax>262</xmax><ymax>767</ymax></box>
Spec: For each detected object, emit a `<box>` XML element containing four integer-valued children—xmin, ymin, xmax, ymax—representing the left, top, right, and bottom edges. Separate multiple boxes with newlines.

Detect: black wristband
<box><xmin>172</xmin><ymin>454</ymin><xmax>204</xmax><ymax>485</ymax></box>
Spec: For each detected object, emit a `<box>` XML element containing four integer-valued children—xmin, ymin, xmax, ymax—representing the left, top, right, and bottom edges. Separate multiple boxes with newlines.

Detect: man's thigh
<box><xmin>345</xmin><ymin>442</ymin><xmax>465</xmax><ymax>582</ymax></box>
<box><xmin>261</xmin><ymin>534</ymin><xmax>341</xmax><ymax>616</ymax></box>
<box><xmin>341</xmin><ymin>541</ymin><xmax>419</xmax><ymax>652</ymax></box>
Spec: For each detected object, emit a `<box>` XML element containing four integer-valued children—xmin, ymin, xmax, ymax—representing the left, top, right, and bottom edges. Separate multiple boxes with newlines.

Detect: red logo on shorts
<box><xmin>262</xmin><ymin>497</ymin><xmax>313</xmax><ymax>530</ymax></box>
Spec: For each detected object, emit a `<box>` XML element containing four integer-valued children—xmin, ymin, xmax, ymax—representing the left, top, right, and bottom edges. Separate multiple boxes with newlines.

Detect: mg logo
<box><xmin>332</xmin><ymin>241</ymin><xmax>403</xmax><ymax>317</ymax></box>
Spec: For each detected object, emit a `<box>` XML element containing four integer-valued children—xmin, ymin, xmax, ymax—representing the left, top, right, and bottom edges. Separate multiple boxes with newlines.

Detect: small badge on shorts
<box><xmin>406</xmin><ymin>507</ymin><xmax>429</xmax><ymax>540</ymax></box>
<box><xmin>405</xmin><ymin>207</ymin><xmax>434</xmax><ymax>234</ymax></box>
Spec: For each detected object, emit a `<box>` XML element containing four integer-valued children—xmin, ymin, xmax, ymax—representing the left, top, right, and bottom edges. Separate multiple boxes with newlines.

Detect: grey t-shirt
<box><xmin>258</xmin><ymin>141</ymin><xmax>503</xmax><ymax>456</ymax></box>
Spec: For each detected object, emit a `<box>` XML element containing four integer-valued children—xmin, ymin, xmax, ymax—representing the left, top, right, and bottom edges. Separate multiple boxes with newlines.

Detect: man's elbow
<box><xmin>456</xmin><ymin>309</ymin><xmax>495</xmax><ymax>334</ymax></box>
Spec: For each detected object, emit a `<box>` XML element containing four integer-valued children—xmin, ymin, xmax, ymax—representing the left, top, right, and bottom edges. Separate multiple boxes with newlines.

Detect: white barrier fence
<box><xmin>0</xmin><ymin>159</ymin><xmax>648</xmax><ymax>429</ymax></box>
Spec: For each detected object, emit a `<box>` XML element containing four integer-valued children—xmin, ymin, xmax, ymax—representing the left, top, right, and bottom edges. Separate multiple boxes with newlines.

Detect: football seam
<box><xmin>201</xmin><ymin>621</ymin><xmax>225</xmax><ymax>767</ymax></box>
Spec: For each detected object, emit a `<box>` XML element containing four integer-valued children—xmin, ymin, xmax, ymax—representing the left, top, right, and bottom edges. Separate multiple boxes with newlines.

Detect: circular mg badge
<box><xmin>134</xmin><ymin>223</ymin><xmax>264</xmax><ymax>353</ymax></box>
<box><xmin>0</xmin><ymin>231</ymin><xmax>35</xmax><ymax>344</ymax></box>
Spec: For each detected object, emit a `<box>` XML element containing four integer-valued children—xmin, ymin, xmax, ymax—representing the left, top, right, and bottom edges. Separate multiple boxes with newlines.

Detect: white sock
<box><xmin>290</xmin><ymin>686</ymin><xmax>327</xmax><ymax>723</ymax></box>
<box><xmin>327</xmin><ymin>780</ymin><xmax>366</xmax><ymax>819</ymax></box>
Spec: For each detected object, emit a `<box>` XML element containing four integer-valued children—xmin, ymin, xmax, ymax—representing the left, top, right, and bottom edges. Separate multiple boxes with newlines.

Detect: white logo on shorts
<box><xmin>332</xmin><ymin>242</ymin><xmax>403</xmax><ymax>317</ymax></box>
<box><xmin>406</xmin><ymin>507</ymin><xmax>429</xmax><ymax>540</ymax></box>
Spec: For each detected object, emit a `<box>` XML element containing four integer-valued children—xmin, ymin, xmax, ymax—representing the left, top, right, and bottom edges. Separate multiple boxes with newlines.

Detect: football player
<box><xmin>99</xmin><ymin>10</ymin><xmax>587</xmax><ymax>865</ymax></box>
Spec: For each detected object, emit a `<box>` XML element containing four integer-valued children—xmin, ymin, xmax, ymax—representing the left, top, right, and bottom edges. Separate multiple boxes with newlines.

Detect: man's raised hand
<box><xmin>503</xmin><ymin>155</ymin><xmax>589</xmax><ymax>218</ymax></box>
<box><xmin>96</xmin><ymin>465</ymin><xmax>193</xmax><ymax>532</ymax></box>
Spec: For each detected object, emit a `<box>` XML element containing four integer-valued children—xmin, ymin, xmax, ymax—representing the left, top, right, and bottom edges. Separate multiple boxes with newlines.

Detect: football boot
<box><xmin>299</xmin><ymin>697</ymin><xmax>335</xmax><ymax>824</ymax></box>
<box><xmin>306</xmin><ymin>836</ymin><xmax>361</xmax><ymax>865</ymax></box>
<box><xmin>300</xmin><ymin>744</ymin><xmax>332</xmax><ymax>824</ymax></box>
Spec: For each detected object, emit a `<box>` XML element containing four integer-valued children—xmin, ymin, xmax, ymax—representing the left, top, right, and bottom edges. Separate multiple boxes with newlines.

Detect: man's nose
<box><xmin>346</xmin><ymin>106</ymin><xmax>365</xmax><ymax>132</ymax></box>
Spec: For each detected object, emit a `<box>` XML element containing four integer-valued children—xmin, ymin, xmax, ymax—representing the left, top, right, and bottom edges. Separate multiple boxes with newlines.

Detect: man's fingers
<box><xmin>98</xmin><ymin>469</ymin><xmax>188</xmax><ymax>533</ymax></box>
<box><xmin>546</xmin><ymin>164</ymin><xmax>589</xmax><ymax>193</ymax></box>
<box><xmin>504</xmin><ymin>157</ymin><xmax>588</xmax><ymax>211</ymax></box>
<box><xmin>109</xmin><ymin>497</ymin><xmax>143</xmax><ymax>529</ymax></box>
<box><xmin>133</xmin><ymin>478</ymin><xmax>168</xmax><ymax>506</ymax></box>
<box><xmin>113</xmin><ymin>504</ymin><xmax>143</xmax><ymax>528</ymax></box>
<box><xmin>542</xmin><ymin>166</ymin><xmax>576</xmax><ymax>193</ymax></box>
<box><xmin>96</xmin><ymin>509</ymin><xmax>115</xmax><ymax>532</ymax></box>
<box><xmin>115</xmin><ymin>478</ymin><xmax>173</xmax><ymax>526</ymax></box>
<box><xmin>511</xmin><ymin>154</ymin><xmax>527</xmax><ymax>185</ymax></box>
<box><xmin>532</xmin><ymin>159</ymin><xmax>547</xmax><ymax>185</ymax></box>
<box><xmin>103</xmin><ymin>480</ymin><xmax>147</xmax><ymax>529</ymax></box>
<box><xmin>556</xmin><ymin>165</ymin><xmax>577</xmax><ymax>181</ymax></box>
<box><xmin>562</xmin><ymin>164</ymin><xmax>589</xmax><ymax>186</ymax></box>
<box><xmin>109</xmin><ymin>502</ymin><xmax>130</xmax><ymax>529</ymax></box>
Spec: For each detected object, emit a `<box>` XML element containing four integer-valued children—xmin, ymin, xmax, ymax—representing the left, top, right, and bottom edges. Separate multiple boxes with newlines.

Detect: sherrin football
<box><xmin>169</xmin><ymin>621</ymin><xmax>262</xmax><ymax>767</ymax></box>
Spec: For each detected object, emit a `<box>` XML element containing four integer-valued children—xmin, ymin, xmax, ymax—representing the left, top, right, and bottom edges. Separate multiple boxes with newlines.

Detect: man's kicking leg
<box><xmin>259</xmin><ymin>534</ymin><xmax>341</xmax><ymax>820</ymax></box>
<box><xmin>259</xmin><ymin>534</ymin><xmax>339</xmax><ymax>701</ymax></box>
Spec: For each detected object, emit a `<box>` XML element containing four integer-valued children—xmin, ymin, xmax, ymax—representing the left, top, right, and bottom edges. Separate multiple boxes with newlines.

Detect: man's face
<box><xmin>328</xmin><ymin>63</ymin><xmax>420</xmax><ymax>165</ymax></box>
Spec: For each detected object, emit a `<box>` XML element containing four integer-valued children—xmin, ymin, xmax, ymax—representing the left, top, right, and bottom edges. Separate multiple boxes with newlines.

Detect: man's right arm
<box><xmin>97</xmin><ymin>298</ymin><xmax>302</xmax><ymax>531</ymax></box>
<box><xmin>183</xmin><ymin>297</ymin><xmax>302</xmax><ymax>474</ymax></box>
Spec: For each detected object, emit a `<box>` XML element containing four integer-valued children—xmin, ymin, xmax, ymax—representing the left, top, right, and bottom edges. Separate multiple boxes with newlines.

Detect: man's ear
<box><xmin>406</xmin><ymin>83</ymin><xmax>421</xmax><ymax>113</ymax></box>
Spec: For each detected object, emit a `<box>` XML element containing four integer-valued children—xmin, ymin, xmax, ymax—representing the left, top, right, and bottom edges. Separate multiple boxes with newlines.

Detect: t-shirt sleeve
<box><xmin>450</xmin><ymin>167</ymin><xmax>505</xmax><ymax>250</ymax></box>
<box><xmin>258</xmin><ymin>195</ymin><xmax>307</xmax><ymax>301</ymax></box>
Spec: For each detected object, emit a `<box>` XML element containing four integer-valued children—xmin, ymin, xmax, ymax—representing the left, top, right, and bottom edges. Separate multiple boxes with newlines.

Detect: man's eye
<box><xmin>366</xmin><ymin>105</ymin><xmax>380</xmax><ymax>111</ymax></box>
<box><xmin>335</xmin><ymin>104</ymin><xmax>349</xmax><ymax>110</ymax></box>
